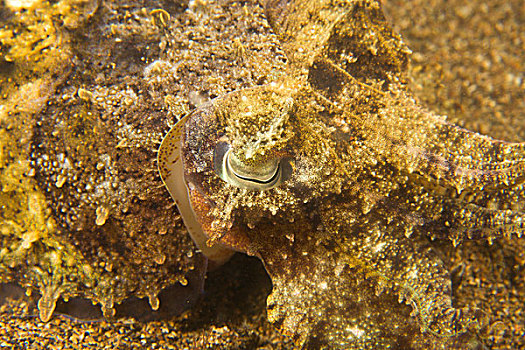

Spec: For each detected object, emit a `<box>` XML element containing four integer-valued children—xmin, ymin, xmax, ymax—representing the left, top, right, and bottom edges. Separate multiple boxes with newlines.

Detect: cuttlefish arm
<box><xmin>157</xmin><ymin>113</ymin><xmax>234</xmax><ymax>267</ymax></box>
<box><xmin>205</xmin><ymin>208</ymin><xmax>481</xmax><ymax>348</ymax></box>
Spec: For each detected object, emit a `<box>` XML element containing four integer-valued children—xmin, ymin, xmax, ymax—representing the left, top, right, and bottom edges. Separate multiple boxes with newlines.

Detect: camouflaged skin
<box><xmin>169</xmin><ymin>0</ymin><xmax>524</xmax><ymax>348</ymax></box>
<box><xmin>0</xmin><ymin>0</ymin><xmax>285</xmax><ymax>322</ymax></box>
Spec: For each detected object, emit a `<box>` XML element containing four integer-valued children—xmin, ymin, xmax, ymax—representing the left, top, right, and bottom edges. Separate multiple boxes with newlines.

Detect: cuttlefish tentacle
<box><xmin>263</xmin><ymin>0</ymin><xmax>409</xmax><ymax>79</ymax></box>
<box><xmin>299</xmin><ymin>52</ymin><xmax>525</xmax><ymax>246</ymax></box>
<box><xmin>340</xmin><ymin>228</ymin><xmax>479</xmax><ymax>336</ymax></box>
<box><xmin>351</xmin><ymin>125</ymin><xmax>525</xmax><ymax>245</ymax></box>
<box><xmin>246</xmin><ymin>219</ymin><xmax>480</xmax><ymax>348</ymax></box>
<box><xmin>354</xmin><ymin>100</ymin><xmax>525</xmax><ymax>243</ymax></box>
<box><xmin>364</xmin><ymin>103</ymin><xmax>525</xmax><ymax>193</ymax></box>
<box><xmin>264</xmin><ymin>235</ymin><xmax>424</xmax><ymax>348</ymax></box>
<box><xmin>300</xmin><ymin>44</ymin><xmax>525</xmax><ymax>199</ymax></box>
<box><xmin>431</xmin><ymin>200</ymin><xmax>525</xmax><ymax>242</ymax></box>
<box><xmin>265</xmin><ymin>0</ymin><xmax>525</xmax><ymax>197</ymax></box>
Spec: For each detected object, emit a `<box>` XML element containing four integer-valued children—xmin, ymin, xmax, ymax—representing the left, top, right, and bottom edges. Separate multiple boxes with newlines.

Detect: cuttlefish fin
<box><xmin>158</xmin><ymin>114</ymin><xmax>234</xmax><ymax>266</ymax></box>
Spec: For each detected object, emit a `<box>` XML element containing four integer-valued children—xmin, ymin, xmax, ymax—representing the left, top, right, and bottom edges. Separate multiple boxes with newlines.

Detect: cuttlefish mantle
<box><xmin>158</xmin><ymin>113</ymin><xmax>235</xmax><ymax>266</ymax></box>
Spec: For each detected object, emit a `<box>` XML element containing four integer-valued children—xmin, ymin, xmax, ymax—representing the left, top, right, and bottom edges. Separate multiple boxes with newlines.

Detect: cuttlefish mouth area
<box><xmin>213</xmin><ymin>140</ymin><xmax>293</xmax><ymax>191</ymax></box>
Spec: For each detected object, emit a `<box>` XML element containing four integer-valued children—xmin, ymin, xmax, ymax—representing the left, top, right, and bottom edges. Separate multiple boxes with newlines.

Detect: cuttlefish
<box><xmin>158</xmin><ymin>0</ymin><xmax>525</xmax><ymax>348</ymax></box>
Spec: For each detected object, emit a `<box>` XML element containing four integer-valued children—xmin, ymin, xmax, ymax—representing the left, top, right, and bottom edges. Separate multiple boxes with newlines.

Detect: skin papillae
<box><xmin>158</xmin><ymin>0</ymin><xmax>525</xmax><ymax>348</ymax></box>
<box><xmin>0</xmin><ymin>0</ymin><xmax>207</xmax><ymax>324</ymax></box>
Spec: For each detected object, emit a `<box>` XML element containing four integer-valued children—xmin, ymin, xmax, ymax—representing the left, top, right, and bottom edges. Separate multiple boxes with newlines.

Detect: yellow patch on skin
<box><xmin>4</xmin><ymin>0</ymin><xmax>41</xmax><ymax>10</ymax></box>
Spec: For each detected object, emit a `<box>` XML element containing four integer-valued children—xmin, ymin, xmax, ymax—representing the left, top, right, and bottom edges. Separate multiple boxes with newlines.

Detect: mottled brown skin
<box><xmin>2</xmin><ymin>0</ymin><xmax>293</xmax><ymax>325</ymax></box>
<box><xmin>172</xmin><ymin>0</ymin><xmax>524</xmax><ymax>348</ymax></box>
<box><xmin>0</xmin><ymin>0</ymin><xmax>209</xmax><ymax>322</ymax></box>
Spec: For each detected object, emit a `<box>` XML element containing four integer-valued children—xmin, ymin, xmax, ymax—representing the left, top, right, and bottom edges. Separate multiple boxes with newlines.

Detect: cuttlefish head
<box><xmin>158</xmin><ymin>81</ymin><xmax>338</xmax><ymax>266</ymax></box>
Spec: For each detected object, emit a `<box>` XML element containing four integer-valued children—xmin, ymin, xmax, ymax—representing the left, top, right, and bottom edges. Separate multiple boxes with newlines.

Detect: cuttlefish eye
<box><xmin>213</xmin><ymin>141</ymin><xmax>292</xmax><ymax>190</ymax></box>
